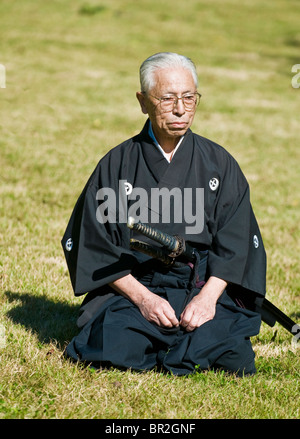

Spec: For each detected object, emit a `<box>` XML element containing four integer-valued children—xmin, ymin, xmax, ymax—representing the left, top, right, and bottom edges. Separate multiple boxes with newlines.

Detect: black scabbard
<box><xmin>256</xmin><ymin>297</ymin><xmax>298</xmax><ymax>335</ymax></box>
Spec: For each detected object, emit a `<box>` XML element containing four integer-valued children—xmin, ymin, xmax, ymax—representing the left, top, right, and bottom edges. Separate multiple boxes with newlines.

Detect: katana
<box><xmin>127</xmin><ymin>217</ymin><xmax>298</xmax><ymax>336</ymax></box>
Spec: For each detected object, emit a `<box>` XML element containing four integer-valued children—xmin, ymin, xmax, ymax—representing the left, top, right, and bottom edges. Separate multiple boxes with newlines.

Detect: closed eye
<box><xmin>161</xmin><ymin>96</ymin><xmax>176</xmax><ymax>102</ymax></box>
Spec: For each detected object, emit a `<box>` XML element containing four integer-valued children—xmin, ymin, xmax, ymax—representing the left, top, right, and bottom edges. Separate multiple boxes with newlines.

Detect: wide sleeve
<box><xmin>206</xmin><ymin>157</ymin><xmax>267</xmax><ymax>298</ymax></box>
<box><xmin>61</xmin><ymin>159</ymin><xmax>137</xmax><ymax>296</ymax></box>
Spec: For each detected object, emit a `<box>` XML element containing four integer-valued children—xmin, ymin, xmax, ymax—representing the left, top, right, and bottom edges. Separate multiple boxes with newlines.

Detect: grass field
<box><xmin>0</xmin><ymin>0</ymin><xmax>299</xmax><ymax>419</ymax></box>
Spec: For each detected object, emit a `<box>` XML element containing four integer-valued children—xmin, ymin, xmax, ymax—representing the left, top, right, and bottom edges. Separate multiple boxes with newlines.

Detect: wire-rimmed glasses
<box><xmin>146</xmin><ymin>92</ymin><xmax>201</xmax><ymax>113</ymax></box>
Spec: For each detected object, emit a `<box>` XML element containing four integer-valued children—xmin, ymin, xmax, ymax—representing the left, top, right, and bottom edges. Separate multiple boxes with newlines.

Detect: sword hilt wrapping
<box><xmin>127</xmin><ymin>217</ymin><xmax>180</xmax><ymax>254</ymax></box>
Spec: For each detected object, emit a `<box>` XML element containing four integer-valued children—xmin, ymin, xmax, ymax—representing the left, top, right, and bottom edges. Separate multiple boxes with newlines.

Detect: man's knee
<box><xmin>213</xmin><ymin>339</ymin><xmax>256</xmax><ymax>376</ymax></box>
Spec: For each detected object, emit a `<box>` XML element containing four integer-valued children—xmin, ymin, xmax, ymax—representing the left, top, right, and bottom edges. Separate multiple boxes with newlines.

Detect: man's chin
<box><xmin>167</xmin><ymin>127</ymin><xmax>188</xmax><ymax>137</ymax></box>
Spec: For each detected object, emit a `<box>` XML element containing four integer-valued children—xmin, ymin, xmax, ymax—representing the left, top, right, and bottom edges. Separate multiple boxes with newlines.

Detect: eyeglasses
<box><xmin>146</xmin><ymin>92</ymin><xmax>201</xmax><ymax>113</ymax></box>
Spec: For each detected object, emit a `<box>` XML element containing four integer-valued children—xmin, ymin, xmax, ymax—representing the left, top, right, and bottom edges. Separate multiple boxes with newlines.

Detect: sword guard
<box><xmin>168</xmin><ymin>235</ymin><xmax>185</xmax><ymax>258</ymax></box>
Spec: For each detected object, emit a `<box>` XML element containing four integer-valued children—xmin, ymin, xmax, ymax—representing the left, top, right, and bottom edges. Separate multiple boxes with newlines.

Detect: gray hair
<box><xmin>139</xmin><ymin>52</ymin><xmax>198</xmax><ymax>93</ymax></box>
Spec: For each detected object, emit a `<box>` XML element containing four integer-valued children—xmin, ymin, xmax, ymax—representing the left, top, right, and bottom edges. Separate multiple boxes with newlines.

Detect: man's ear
<box><xmin>136</xmin><ymin>91</ymin><xmax>148</xmax><ymax>115</ymax></box>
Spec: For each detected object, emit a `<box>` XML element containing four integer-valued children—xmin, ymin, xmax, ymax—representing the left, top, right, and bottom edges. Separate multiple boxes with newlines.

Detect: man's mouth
<box><xmin>168</xmin><ymin>122</ymin><xmax>187</xmax><ymax>128</ymax></box>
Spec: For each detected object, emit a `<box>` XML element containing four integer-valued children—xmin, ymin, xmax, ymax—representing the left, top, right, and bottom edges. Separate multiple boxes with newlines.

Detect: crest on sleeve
<box><xmin>65</xmin><ymin>238</ymin><xmax>73</xmax><ymax>252</ymax></box>
<box><xmin>253</xmin><ymin>235</ymin><xmax>259</xmax><ymax>248</ymax></box>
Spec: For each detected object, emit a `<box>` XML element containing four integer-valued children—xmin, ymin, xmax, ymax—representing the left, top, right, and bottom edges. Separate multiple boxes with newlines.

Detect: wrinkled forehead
<box><xmin>150</xmin><ymin>67</ymin><xmax>197</xmax><ymax>95</ymax></box>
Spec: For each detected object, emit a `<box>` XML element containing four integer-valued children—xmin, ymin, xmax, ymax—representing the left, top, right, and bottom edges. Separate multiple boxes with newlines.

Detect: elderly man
<box><xmin>62</xmin><ymin>52</ymin><xmax>266</xmax><ymax>376</ymax></box>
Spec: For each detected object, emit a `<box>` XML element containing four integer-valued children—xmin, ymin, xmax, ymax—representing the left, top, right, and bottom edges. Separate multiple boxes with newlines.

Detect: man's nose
<box><xmin>173</xmin><ymin>97</ymin><xmax>186</xmax><ymax>115</ymax></box>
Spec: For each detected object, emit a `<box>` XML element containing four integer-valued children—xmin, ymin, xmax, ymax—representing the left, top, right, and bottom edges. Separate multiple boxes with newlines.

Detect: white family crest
<box><xmin>209</xmin><ymin>177</ymin><xmax>219</xmax><ymax>191</ymax></box>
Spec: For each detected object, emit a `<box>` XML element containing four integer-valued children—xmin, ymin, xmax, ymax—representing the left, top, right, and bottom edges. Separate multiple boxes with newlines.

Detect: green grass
<box><xmin>0</xmin><ymin>0</ymin><xmax>299</xmax><ymax>419</ymax></box>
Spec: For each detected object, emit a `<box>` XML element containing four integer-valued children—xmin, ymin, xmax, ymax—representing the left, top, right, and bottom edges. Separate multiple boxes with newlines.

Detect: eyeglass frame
<box><xmin>142</xmin><ymin>91</ymin><xmax>201</xmax><ymax>112</ymax></box>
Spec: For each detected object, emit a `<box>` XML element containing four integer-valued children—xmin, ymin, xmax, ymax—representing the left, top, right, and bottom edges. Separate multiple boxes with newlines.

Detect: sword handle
<box><xmin>127</xmin><ymin>217</ymin><xmax>180</xmax><ymax>254</ymax></box>
<box><xmin>127</xmin><ymin>217</ymin><xmax>196</xmax><ymax>260</ymax></box>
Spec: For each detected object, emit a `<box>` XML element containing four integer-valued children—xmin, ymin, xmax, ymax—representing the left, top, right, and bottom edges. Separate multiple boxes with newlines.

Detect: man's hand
<box><xmin>180</xmin><ymin>293</ymin><xmax>216</xmax><ymax>332</ymax></box>
<box><xmin>109</xmin><ymin>274</ymin><xmax>179</xmax><ymax>328</ymax></box>
<box><xmin>138</xmin><ymin>292</ymin><xmax>179</xmax><ymax>328</ymax></box>
<box><xmin>180</xmin><ymin>276</ymin><xmax>227</xmax><ymax>332</ymax></box>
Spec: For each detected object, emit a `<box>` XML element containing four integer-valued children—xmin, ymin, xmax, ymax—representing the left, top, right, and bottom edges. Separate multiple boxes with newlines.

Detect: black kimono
<box><xmin>62</xmin><ymin>120</ymin><xmax>267</xmax><ymax>376</ymax></box>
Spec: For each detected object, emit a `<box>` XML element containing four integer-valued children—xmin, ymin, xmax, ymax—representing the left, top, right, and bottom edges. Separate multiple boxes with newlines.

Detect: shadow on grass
<box><xmin>4</xmin><ymin>291</ymin><xmax>81</xmax><ymax>349</ymax></box>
